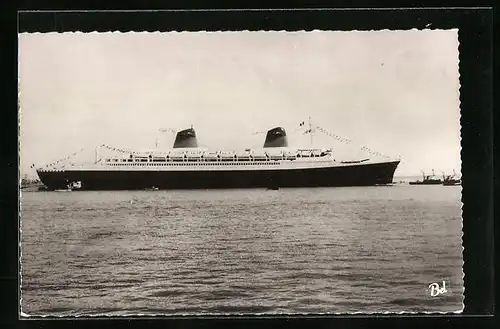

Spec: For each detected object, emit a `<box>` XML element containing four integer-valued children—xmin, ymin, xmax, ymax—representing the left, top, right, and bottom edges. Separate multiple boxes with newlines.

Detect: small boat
<box><xmin>267</xmin><ymin>186</ymin><xmax>280</xmax><ymax>191</ymax></box>
<box><xmin>442</xmin><ymin>170</ymin><xmax>461</xmax><ymax>186</ymax></box>
<box><xmin>145</xmin><ymin>186</ymin><xmax>160</xmax><ymax>191</ymax></box>
<box><xmin>409</xmin><ymin>170</ymin><xmax>442</xmax><ymax>185</ymax></box>
<box><xmin>442</xmin><ymin>179</ymin><xmax>460</xmax><ymax>186</ymax></box>
<box><xmin>55</xmin><ymin>180</ymin><xmax>82</xmax><ymax>192</ymax></box>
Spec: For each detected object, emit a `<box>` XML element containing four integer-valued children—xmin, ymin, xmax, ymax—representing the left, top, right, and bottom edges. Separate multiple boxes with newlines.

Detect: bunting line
<box><xmin>296</xmin><ymin>121</ymin><xmax>392</xmax><ymax>160</ymax></box>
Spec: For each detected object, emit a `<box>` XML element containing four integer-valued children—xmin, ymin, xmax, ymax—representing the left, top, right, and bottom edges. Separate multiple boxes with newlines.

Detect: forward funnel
<box><xmin>173</xmin><ymin>128</ymin><xmax>198</xmax><ymax>148</ymax></box>
<box><xmin>264</xmin><ymin>127</ymin><xmax>288</xmax><ymax>148</ymax></box>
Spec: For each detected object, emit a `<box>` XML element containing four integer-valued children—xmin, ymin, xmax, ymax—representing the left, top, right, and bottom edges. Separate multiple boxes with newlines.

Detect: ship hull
<box><xmin>37</xmin><ymin>161</ymin><xmax>400</xmax><ymax>190</ymax></box>
<box><xmin>409</xmin><ymin>180</ymin><xmax>442</xmax><ymax>185</ymax></box>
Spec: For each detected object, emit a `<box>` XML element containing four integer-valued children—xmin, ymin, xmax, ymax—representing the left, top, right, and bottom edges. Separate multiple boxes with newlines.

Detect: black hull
<box><xmin>442</xmin><ymin>180</ymin><xmax>461</xmax><ymax>186</ymax></box>
<box><xmin>37</xmin><ymin>161</ymin><xmax>400</xmax><ymax>191</ymax></box>
<box><xmin>409</xmin><ymin>181</ymin><xmax>442</xmax><ymax>185</ymax></box>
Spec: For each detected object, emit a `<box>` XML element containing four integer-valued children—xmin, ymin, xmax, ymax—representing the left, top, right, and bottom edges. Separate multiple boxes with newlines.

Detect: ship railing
<box><xmin>235</xmin><ymin>152</ymin><xmax>252</xmax><ymax>157</ymax></box>
<box><xmin>220</xmin><ymin>154</ymin><xmax>236</xmax><ymax>159</ymax></box>
<box><xmin>268</xmin><ymin>155</ymin><xmax>284</xmax><ymax>160</ymax></box>
<box><xmin>169</xmin><ymin>157</ymin><xmax>186</xmax><ymax>161</ymax></box>
<box><xmin>218</xmin><ymin>154</ymin><xmax>236</xmax><ymax>158</ymax></box>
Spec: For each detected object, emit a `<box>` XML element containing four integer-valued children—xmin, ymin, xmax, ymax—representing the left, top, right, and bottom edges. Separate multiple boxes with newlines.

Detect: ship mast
<box><xmin>308</xmin><ymin>116</ymin><xmax>314</xmax><ymax>147</ymax></box>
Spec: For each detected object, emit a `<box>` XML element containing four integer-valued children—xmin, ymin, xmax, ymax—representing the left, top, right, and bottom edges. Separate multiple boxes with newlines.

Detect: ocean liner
<box><xmin>35</xmin><ymin>121</ymin><xmax>400</xmax><ymax>190</ymax></box>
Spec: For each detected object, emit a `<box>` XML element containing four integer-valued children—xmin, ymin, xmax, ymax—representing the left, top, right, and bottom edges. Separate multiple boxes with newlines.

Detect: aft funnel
<box><xmin>173</xmin><ymin>128</ymin><xmax>198</xmax><ymax>148</ymax></box>
<box><xmin>264</xmin><ymin>127</ymin><xmax>288</xmax><ymax>148</ymax></box>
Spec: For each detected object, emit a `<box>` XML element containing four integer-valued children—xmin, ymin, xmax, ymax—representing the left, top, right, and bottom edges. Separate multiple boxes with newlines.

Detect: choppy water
<box><xmin>20</xmin><ymin>184</ymin><xmax>463</xmax><ymax>316</ymax></box>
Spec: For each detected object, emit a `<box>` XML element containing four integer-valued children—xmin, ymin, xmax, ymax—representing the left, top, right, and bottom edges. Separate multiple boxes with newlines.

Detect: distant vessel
<box><xmin>442</xmin><ymin>170</ymin><xmax>461</xmax><ymax>186</ymax></box>
<box><xmin>36</xmin><ymin>119</ymin><xmax>400</xmax><ymax>190</ymax></box>
<box><xmin>409</xmin><ymin>170</ymin><xmax>442</xmax><ymax>185</ymax></box>
<box><xmin>54</xmin><ymin>180</ymin><xmax>82</xmax><ymax>192</ymax></box>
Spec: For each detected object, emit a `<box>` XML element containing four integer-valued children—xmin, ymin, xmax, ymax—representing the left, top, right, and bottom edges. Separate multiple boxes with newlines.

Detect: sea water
<box><xmin>20</xmin><ymin>184</ymin><xmax>463</xmax><ymax>316</ymax></box>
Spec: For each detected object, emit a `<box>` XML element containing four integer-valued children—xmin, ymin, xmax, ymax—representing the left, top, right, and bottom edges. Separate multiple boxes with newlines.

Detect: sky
<box><xmin>19</xmin><ymin>30</ymin><xmax>460</xmax><ymax>178</ymax></box>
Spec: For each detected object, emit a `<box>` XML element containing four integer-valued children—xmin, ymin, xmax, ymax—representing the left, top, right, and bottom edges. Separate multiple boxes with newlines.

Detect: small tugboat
<box><xmin>409</xmin><ymin>170</ymin><xmax>442</xmax><ymax>185</ymax></box>
<box><xmin>442</xmin><ymin>170</ymin><xmax>461</xmax><ymax>186</ymax></box>
<box><xmin>55</xmin><ymin>180</ymin><xmax>82</xmax><ymax>192</ymax></box>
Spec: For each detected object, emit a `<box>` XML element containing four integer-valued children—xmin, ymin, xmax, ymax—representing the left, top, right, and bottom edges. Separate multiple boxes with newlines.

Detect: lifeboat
<box><xmin>251</xmin><ymin>149</ymin><xmax>267</xmax><ymax>161</ymax></box>
<box><xmin>168</xmin><ymin>150</ymin><xmax>186</xmax><ymax>161</ymax></box>
<box><xmin>204</xmin><ymin>151</ymin><xmax>219</xmax><ymax>161</ymax></box>
<box><xmin>283</xmin><ymin>150</ymin><xmax>297</xmax><ymax>161</ymax></box>
<box><xmin>267</xmin><ymin>150</ymin><xmax>284</xmax><ymax>161</ymax></box>
<box><xmin>235</xmin><ymin>150</ymin><xmax>252</xmax><ymax>161</ymax></box>
<box><xmin>219</xmin><ymin>150</ymin><xmax>236</xmax><ymax>161</ymax></box>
